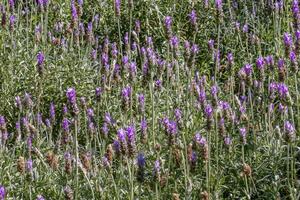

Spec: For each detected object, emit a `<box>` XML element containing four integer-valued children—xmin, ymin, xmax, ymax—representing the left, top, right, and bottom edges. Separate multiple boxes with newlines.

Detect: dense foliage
<box><xmin>0</xmin><ymin>0</ymin><xmax>299</xmax><ymax>199</ymax></box>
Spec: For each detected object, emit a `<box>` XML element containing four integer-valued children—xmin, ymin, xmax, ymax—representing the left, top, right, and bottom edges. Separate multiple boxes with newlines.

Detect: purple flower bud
<box><xmin>66</xmin><ymin>88</ymin><xmax>76</xmax><ymax>105</ymax></box>
<box><xmin>239</xmin><ymin>127</ymin><xmax>247</xmax><ymax>144</ymax></box>
<box><xmin>256</xmin><ymin>56</ymin><xmax>265</xmax><ymax>70</ymax></box>
<box><xmin>78</xmin><ymin>0</ymin><xmax>83</xmax><ymax>6</ymax></box>
<box><xmin>194</xmin><ymin>133</ymin><xmax>207</xmax><ymax>146</ymax></box>
<box><xmin>189</xmin><ymin>10</ymin><xmax>197</xmax><ymax>26</ymax></box>
<box><xmin>36</xmin><ymin>195</ymin><xmax>45</xmax><ymax>200</ymax></box>
<box><xmin>9</xmin><ymin>14</ymin><xmax>16</xmax><ymax>29</ymax></box>
<box><xmin>62</xmin><ymin>118</ymin><xmax>70</xmax><ymax>132</ymax></box>
<box><xmin>283</xmin><ymin>32</ymin><xmax>293</xmax><ymax>48</ymax></box>
<box><xmin>121</xmin><ymin>86</ymin><xmax>132</xmax><ymax>103</ymax></box>
<box><xmin>224</xmin><ymin>137</ymin><xmax>232</xmax><ymax>146</ymax></box>
<box><xmin>284</xmin><ymin>121</ymin><xmax>295</xmax><ymax>141</ymax></box>
<box><xmin>104</xmin><ymin>112</ymin><xmax>115</xmax><ymax>125</ymax></box>
<box><xmin>36</xmin><ymin>113</ymin><xmax>43</xmax><ymax>126</ymax></box>
<box><xmin>102</xmin><ymin>156</ymin><xmax>109</xmax><ymax>167</ymax></box>
<box><xmin>0</xmin><ymin>185</ymin><xmax>6</xmax><ymax>200</ymax></box>
<box><xmin>191</xmin><ymin>44</ymin><xmax>199</xmax><ymax>55</ymax></box>
<box><xmin>208</xmin><ymin>39</ymin><xmax>214</xmax><ymax>50</ymax></box>
<box><xmin>26</xmin><ymin>159</ymin><xmax>33</xmax><ymax>172</ymax></box>
<box><xmin>164</xmin><ymin>16</ymin><xmax>172</xmax><ymax>32</ymax></box>
<box><xmin>101</xmin><ymin>123</ymin><xmax>109</xmax><ymax>136</ymax></box>
<box><xmin>50</xmin><ymin>102</ymin><xmax>55</xmax><ymax>122</ymax></box>
<box><xmin>114</xmin><ymin>0</ymin><xmax>120</xmax><ymax>16</ymax></box>
<box><xmin>277</xmin><ymin>83</ymin><xmax>289</xmax><ymax>99</ymax></box>
<box><xmin>126</xmin><ymin>125</ymin><xmax>136</xmax><ymax>145</ymax></box>
<box><xmin>242</xmin><ymin>24</ymin><xmax>249</xmax><ymax>33</ymax></box>
<box><xmin>45</xmin><ymin>119</ymin><xmax>51</xmax><ymax>128</ymax></box>
<box><xmin>37</xmin><ymin>51</ymin><xmax>45</xmax><ymax>66</ymax></box>
<box><xmin>95</xmin><ymin>87</ymin><xmax>103</xmax><ymax>100</ymax></box>
<box><xmin>155</xmin><ymin>79</ymin><xmax>162</xmax><ymax>89</ymax></box>
<box><xmin>135</xmin><ymin>20</ymin><xmax>141</xmax><ymax>33</ymax></box>
<box><xmin>290</xmin><ymin>51</ymin><xmax>297</xmax><ymax>64</ymax></box>
<box><xmin>215</xmin><ymin>0</ymin><xmax>223</xmax><ymax>11</ymax></box>
<box><xmin>141</xmin><ymin>118</ymin><xmax>147</xmax><ymax>134</ymax></box>
<box><xmin>204</xmin><ymin>104</ymin><xmax>213</xmax><ymax>119</ymax></box>
<box><xmin>71</xmin><ymin>1</ymin><xmax>78</xmax><ymax>22</ymax></box>
<box><xmin>278</xmin><ymin>58</ymin><xmax>285</xmax><ymax>70</ymax></box>
<box><xmin>138</xmin><ymin>93</ymin><xmax>145</xmax><ymax>112</ymax></box>
<box><xmin>227</xmin><ymin>53</ymin><xmax>234</xmax><ymax>66</ymax></box>
<box><xmin>174</xmin><ymin>108</ymin><xmax>182</xmax><ymax>122</ymax></box>
<box><xmin>211</xmin><ymin>84</ymin><xmax>218</xmax><ymax>97</ymax></box>
<box><xmin>265</xmin><ymin>55</ymin><xmax>274</xmax><ymax>69</ymax></box>
<box><xmin>153</xmin><ymin>159</ymin><xmax>161</xmax><ymax>177</ymax></box>
<box><xmin>170</xmin><ymin>35</ymin><xmax>179</xmax><ymax>48</ymax></box>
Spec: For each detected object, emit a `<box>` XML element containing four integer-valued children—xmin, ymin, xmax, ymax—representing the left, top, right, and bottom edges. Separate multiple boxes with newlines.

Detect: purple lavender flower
<box><xmin>26</xmin><ymin>159</ymin><xmax>33</xmax><ymax>172</ymax></box>
<box><xmin>36</xmin><ymin>113</ymin><xmax>43</xmax><ymax>126</ymax></box>
<box><xmin>211</xmin><ymin>84</ymin><xmax>218</xmax><ymax>98</ymax></box>
<box><xmin>102</xmin><ymin>156</ymin><xmax>109</xmax><ymax>167</ymax></box>
<box><xmin>36</xmin><ymin>195</ymin><xmax>45</xmax><ymax>200</ymax></box>
<box><xmin>50</xmin><ymin>102</ymin><xmax>55</xmax><ymax>122</ymax></box>
<box><xmin>239</xmin><ymin>127</ymin><xmax>247</xmax><ymax>144</ymax></box>
<box><xmin>15</xmin><ymin>96</ymin><xmax>22</xmax><ymax>109</ymax></box>
<box><xmin>278</xmin><ymin>58</ymin><xmax>285</xmax><ymax>70</ymax></box>
<box><xmin>115</xmin><ymin>0</ymin><xmax>120</xmax><ymax>16</ymax></box>
<box><xmin>9</xmin><ymin>0</ymin><xmax>14</xmax><ymax>9</ymax></box>
<box><xmin>138</xmin><ymin>93</ymin><xmax>145</xmax><ymax>112</ymax></box>
<box><xmin>0</xmin><ymin>185</ymin><xmax>6</xmax><ymax>200</ymax></box>
<box><xmin>215</xmin><ymin>0</ymin><xmax>223</xmax><ymax>12</ymax></box>
<box><xmin>135</xmin><ymin>20</ymin><xmax>141</xmax><ymax>33</ymax></box>
<box><xmin>78</xmin><ymin>0</ymin><xmax>83</xmax><ymax>6</ymax></box>
<box><xmin>283</xmin><ymin>32</ymin><xmax>293</xmax><ymax>49</ymax></box>
<box><xmin>37</xmin><ymin>51</ymin><xmax>44</xmax><ymax>67</ymax></box>
<box><xmin>189</xmin><ymin>10</ymin><xmax>197</xmax><ymax>26</ymax></box>
<box><xmin>9</xmin><ymin>14</ymin><xmax>16</xmax><ymax>29</ymax></box>
<box><xmin>0</xmin><ymin>116</ymin><xmax>6</xmax><ymax>130</ymax></box>
<box><xmin>243</xmin><ymin>64</ymin><xmax>252</xmax><ymax>76</ymax></box>
<box><xmin>126</xmin><ymin>125</ymin><xmax>136</xmax><ymax>153</ymax></box>
<box><xmin>227</xmin><ymin>53</ymin><xmax>234</xmax><ymax>66</ymax></box>
<box><xmin>117</xmin><ymin>129</ymin><xmax>126</xmax><ymax>142</ymax></box>
<box><xmin>45</xmin><ymin>119</ymin><xmax>51</xmax><ymax>128</ymax></box>
<box><xmin>204</xmin><ymin>104</ymin><xmax>213</xmax><ymax>119</ymax></box>
<box><xmin>284</xmin><ymin>121</ymin><xmax>295</xmax><ymax>141</ymax></box>
<box><xmin>242</xmin><ymin>24</ymin><xmax>249</xmax><ymax>33</ymax></box>
<box><xmin>224</xmin><ymin>137</ymin><xmax>232</xmax><ymax>146</ymax></box>
<box><xmin>290</xmin><ymin>51</ymin><xmax>297</xmax><ymax>65</ymax></box>
<box><xmin>104</xmin><ymin>112</ymin><xmax>115</xmax><ymax>126</ymax></box>
<box><xmin>194</xmin><ymin>133</ymin><xmax>207</xmax><ymax>146</ymax></box>
<box><xmin>155</xmin><ymin>79</ymin><xmax>162</xmax><ymax>89</ymax></box>
<box><xmin>101</xmin><ymin>123</ymin><xmax>109</xmax><ymax>136</ymax></box>
<box><xmin>95</xmin><ymin>87</ymin><xmax>103</xmax><ymax>100</ymax></box>
<box><xmin>153</xmin><ymin>159</ymin><xmax>161</xmax><ymax>177</ymax></box>
<box><xmin>208</xmin><ymin>39</ymin><xmax>214</xmax><ymax>50</ymax></box>
<box><xmin>256</xmin><ymin>57</ymin><xmax>265</xmax><ymax>70</ymax></box>
<box><xmin>277</xmin><ymin>83</ymin><xmax>289</xmax><ymax>99</ymax></box>
<box><xmin>265</xmin><ymin>55</ymin><xmax>274</xmax><ymax>69</ymax></box>
<box><xmin>71</xmin><ymin>1</ymin><xmax>78</xmax><ymax>22</ymax></box>
<box><xmin>66</xmin><ymin>88</ymin><xmax>77</xmax><ymax>105</ymax></box>
<box><xmin>191</xmin><ymin>44</ymin><xmax>199</xmax><ymax>55</ymax></box>
<box><xmin>174</xmin><ymin>108</ymin><xmax>182</xmax><ymax>123</ymax></box>
<box><xmin>140</xmin><ymin>118</ymin><xmax>147</xmax><ymax>134</ymax></box>
<box><xmin>121</xmin><ymin>86</ymin><xmax>132</xmax><ymax>104</ymax></box>
<box><xmin>164</xmin><ymin>16</ymin><xmax>172</xmax><ymax>32</ymax></box>
<box><xmin>62</xmin><ymin>118</ymin><xmax>70</xmax><ymax>133</ymax></box>
<box><xmin>170</xmin><ymin>35</ymin><xmax>179</xmax><ymax>49</ymax></box>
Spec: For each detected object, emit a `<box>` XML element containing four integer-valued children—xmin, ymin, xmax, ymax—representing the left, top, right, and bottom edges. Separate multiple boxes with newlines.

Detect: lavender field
<box><xmin>0</xmin><ymin>0</ymin><xmax>299</xmax><ymax>199</ymax></box>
